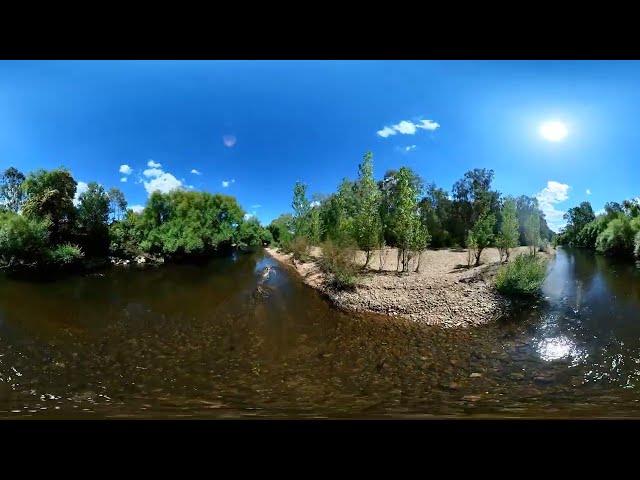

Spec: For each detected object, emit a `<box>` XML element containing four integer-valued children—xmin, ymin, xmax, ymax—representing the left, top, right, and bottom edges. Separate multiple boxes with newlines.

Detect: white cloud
<box><xmin>244</xmin><ymin>213</ymin><xmax>254</xmax><ymax>220</ymax></box>
<box><xmin>595</xmin><ymin>208</ymin><xmax>605</xmax><ymax>216</ymax></box>
<box><xmin>147</xmin><ymin>160</ymin><xmax>161</xmax><ymax>168</ymax></box>
<box><xmin>191</xmin><ymin>169</ymin><xmax>201</xmax><ymax>175</ymax></box>
<box><xmin>119</xmin><ymin>164</ymin><xmax>133</xmax><ymax>175</ymax></box>
<box><xmin>120</xmin><ymin>177</ymin><xmax>128</xmax><ymax>183</ymax></box>
<box><xmin>586</xmin><ymin>189</ymin><xmax>591</xmax><ymax>195</ymax></box>
<box><xmin>130</xmin><ymin>205</ymin><xmax>144</xmax><ymax>214</ymax></box>
<box><xmin>310</xmin><ymin>201</ymin><xmax>321</xmax><ymax>208</ymax></box>
<box><xmin>251</xmin><ymin>204</ymin><xmax>262</xmax><ymax>209</ymax></box>
<box><xmin>144</xmin><ymin>173</ymin><xmax>182</xmax><ymax>195</ymax></box>
<box><xmin>377</xmin><ymin>126</ymin><xmax>397</xmax><ymax>138</ymax></box>
<box><xmin>73</xmin><ymin>181</ymin><xmax>89</xmax><ymax>206</ymax></box>
<box><xmin>377</xmin><ymin>118</ymin><xmax>440</xmax><ymax>138</ymax></box>
<box><xmin>223</xmin><ymin>135</ymin><xmax>237</xmax><ymax>148</ymax></box>
<box><xmin>535</xmin><ymin>181</ymin><xmax>570</xmax><ymax>231</ymax></box>
<box><xmin>143</xmin><ymin>168</ymin><xmax>164</xmax><ymax>178</ymax></box>
<box><xmin>405</xmin><ymin>145</ymin><xmax>417</xmax><ymax>152</ymax></box>
<box><xmin>187</xmin><ymin>185</ymin><xmax>195</xmax><ymax>189</ymax></box>
<box><xmin>222</xmin><ymin>181</ymin><xmax>230</xmax><ymax>188</ymax></box>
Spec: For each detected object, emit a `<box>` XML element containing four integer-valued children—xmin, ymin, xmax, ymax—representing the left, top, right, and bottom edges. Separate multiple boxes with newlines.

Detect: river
<box><xmin>0</xmin><ymin>247</ymin><xmax>639</xmax><ymax>418</ymax></box>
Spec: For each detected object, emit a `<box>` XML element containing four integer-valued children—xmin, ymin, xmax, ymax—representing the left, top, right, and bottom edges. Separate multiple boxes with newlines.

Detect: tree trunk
<box><xmin>396</xmin><ymin>249</ymin><xmax>401</xmax><ymax>272</ymax></box>
<box><xmin>364</xmin><ymin>249</ymin><xmax>371</xmax><ymax>269</ymax></box>
<box><xmin>415</xmin><ymin>250</ymin><xmax>422</xmax><ymax>273</ymax></box>
<box><xmin>475</xmin><ymin>247</ymin><xmax>483</xmax><ymax>267</ymax></box>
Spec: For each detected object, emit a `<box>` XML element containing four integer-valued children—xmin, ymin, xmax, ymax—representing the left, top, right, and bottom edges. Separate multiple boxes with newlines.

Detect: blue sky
<box><xmin>2</xmin><ymin>60</ymin><xmax>638</xmax><ymax>230</ymax></box>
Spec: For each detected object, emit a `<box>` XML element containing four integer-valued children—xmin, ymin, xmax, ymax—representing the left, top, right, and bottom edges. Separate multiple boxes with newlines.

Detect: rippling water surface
<box><xmin>1</xmin><ymin>247</ymin><xmax>639</xmax><ymax>418</ymax></box>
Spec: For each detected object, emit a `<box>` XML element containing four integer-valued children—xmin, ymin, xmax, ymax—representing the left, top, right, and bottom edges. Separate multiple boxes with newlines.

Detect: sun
<box><xmin>539</xmin><ymin>121</ymin><xmax>568</xmax><ymax>142</ymax></box>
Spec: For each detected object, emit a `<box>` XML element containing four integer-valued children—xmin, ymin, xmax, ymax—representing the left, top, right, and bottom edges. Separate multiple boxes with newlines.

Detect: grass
<box><xmin>494</xmin><ymin>253</ymin><xmax>548</xmax><ymax>297</ymax></box>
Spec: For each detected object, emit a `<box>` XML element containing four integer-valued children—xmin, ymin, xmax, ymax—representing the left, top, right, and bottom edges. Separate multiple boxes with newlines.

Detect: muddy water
<box><xmin>0</xmin><ymin>247</ymin><xmax>639</xmax><ymax>418</ymax></box>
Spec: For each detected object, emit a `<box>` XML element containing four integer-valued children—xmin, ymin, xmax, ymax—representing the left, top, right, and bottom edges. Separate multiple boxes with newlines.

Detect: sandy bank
<box><xmin>266</xmin><ymin>245</ymin><xmax>553</xmax><ymax>328</ymax></box>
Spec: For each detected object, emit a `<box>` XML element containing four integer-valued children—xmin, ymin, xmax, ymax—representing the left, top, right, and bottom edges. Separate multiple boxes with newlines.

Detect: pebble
<box><xmin>470</xmin><ymin>372</ymin><xmax>483</xmax><ymax>378</ymax></box>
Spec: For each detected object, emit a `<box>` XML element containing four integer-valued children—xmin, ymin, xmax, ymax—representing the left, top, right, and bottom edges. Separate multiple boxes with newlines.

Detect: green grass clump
<box><xmin>494</xmin><ymin>253</ymin><xmax>547</xmax><ymax>297</ymax></box>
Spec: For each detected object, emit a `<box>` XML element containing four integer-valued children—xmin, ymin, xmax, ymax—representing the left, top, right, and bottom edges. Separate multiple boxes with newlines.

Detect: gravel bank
<box><xmin>266</xmin><ymin>246</ymin><xmax>553</xmax><ymax>328</ymax></box>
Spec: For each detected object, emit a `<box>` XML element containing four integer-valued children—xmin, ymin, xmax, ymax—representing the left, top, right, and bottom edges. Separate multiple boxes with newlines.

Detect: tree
<box><xmin>0</xmin><ymin>167</ymin><xmax>26</xmax><ymax>213</ymax></box>
<box><xmin>22</xmin><ymin>168</ymin><xmax>77</xmax><ymax>245</ymax></box>
<box><xmin>563</xmin><ymin>201</ymin><xmax>595</xmax><ymax>239</ymax></box>
<box><xmin>419</xmin><ymin>183</ymin><xmax>452</xmax><ymax>248</ymax></box>
<box><xmin>496</xmin><ymin>198</ymin><xmax>519</xmax><ymax>262</ymax></box>
<box><xmin>595</xmin><ymin>216</ymin><xmax>636</xmax><ymax>257</ymax></box>
<box><xmin>291</xmin><ymin>181</ymin><xmax>310</xmax><ymax>239</ymax></box>
<box><xmin>0</xmin><ymin>211</ymin><xmax>50</xmax><ymax>266</ymax></box>
<box><xmin>379</xmin><ymin>168</ymin><xmax>423</xmax><ymax>248</ymax></box>
<box><xmin>353</xmin><ymin>152</ymin><xmax>383</xmax><ymax>267</ymax></box>
<box><xmin>525</xmin><ymin>213</ymin><xmax>541</xmax><ymax>255</ymax></box>
<box><xmin>235</xmin><ymin>217</ymin><xmax>265</xmax><ymax>248</ymax></box>
<box><xmin>77</xmin><ymin>182</ymin><xmax>110</xmax><ymax>257</ymax></box>
<box><xmin>108</xmin><ymin>187</ymin><xmax>128</xmax><ymax>223</ymax></box>
<box><xmin>411</xmin><ymin>221</ymin><xmax>430</xmax><ymax>272</ymax></box>
<box><xmin>468</xmin><ymin>213</ymin><xmax>496</xmax><ymax>267</ymax></box>
<box><xmin>391</xmin><ymin>167</ymin><xmax>423</xmax><ymax>272</ymax></box>
<box><xmin>268</xmin><ymin>213</ymin><xmax>294</xmax><ymax>246</ymax></box>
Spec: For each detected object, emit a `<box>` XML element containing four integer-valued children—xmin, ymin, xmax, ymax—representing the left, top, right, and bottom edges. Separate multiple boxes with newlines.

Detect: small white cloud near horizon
<box><xmin>223</xmin><ymin>135</ymin><xmax>237</xmax><ymax>148</ymax></box>
<box><xmin>244</xmin><ymin>212</ymin><xmax>254</xmax><ymax>220</ymax></box>
<box><xmin>119</xmin><ymin>164</ymin><xmax>133</xmax><ymax>175</ymax></box>
<box><xmin>147</xmin><ymin>160</ymin><xmax>161</xmax><ymax>168</ymax></box>
<box><xmin>120</xmin><ymin>177</ymin><xmax>127</xmax><ymax>183</ymax></box>
<box><xmin>405</xmin><ymin>145</ymin><xmax>417</xmax><ymax>152</ymax></box>
<box><xmin>73</xmin><ymin>181</ymin><xmax>89</xmax><ymax>206</ymax></box>
<box><xmin>595</xmin><ymin>208</ymin><xmax>605</xmax><ymax>216</ymax></box>
<box><xmin>586</xmin><ymin>189</ymin><xmax>592</xmax><ymax>195</ymax></box>
<box><xmin>222</xmin><ymin>179</ymin><xmax>236</xmax><ymax>188</ymax></box>
<box><xmin>130</xmin><ymin>205</ymin><xmax>144</xmax><ymax>214</ymax></box>
<box><xmin>191</xmin><ymin>169</ymin><xmax>202</xmax><ymax>175</ymax></box>
<box><xmin>310</xmin><ymin>201</ymin><xmax>321</xmax><ymax>208</ymax></box>
<box><xmin>139</xmin><ymin>162</ymin><xmax>183</xmax><ymax>195</ymax></box>
<box><xmin>377</xmin><ymin>119</ymin><xmax>440</xmax><ymax>138</ymax></box>
<box><xmin>536</xmin><ymin>181</ymin><xmax>570</xmax><ymax>231</ymax></box>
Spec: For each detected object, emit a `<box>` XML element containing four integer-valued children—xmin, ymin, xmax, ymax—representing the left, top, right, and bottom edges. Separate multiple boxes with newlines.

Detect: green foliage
<box><xmin>390</xmin><ymin>166</ymin><xmax>425</xmax><ymax>272</ymax></box>
<box><xmin>268</xmin><ymin>213</ymin><xmax>294</xmax><ymax>247</ymax></box>
<box><xmin>291</xmin><ymin>181</ymin><xmax>310</xmax><ymax>238</ymax></box>
<box><xmin>419</xmin><ymin>183</ymin><xmax>452</xmax><ymax>248</ymax></box>
<box><xmin>47</xmin><ymin>243</ymin><xmax>84</xmax><ymax>266</ymax></box>
<box><xmin>319</xmin><ymin>240</ymin><xmax>359</xmax><ymax>290</ymax></box>
<box><xmin>525</xmin><ymin>213</ymin><xmax>541</xmax><ymax>255</ymax></box>
<box><xmin>109</xmin><ymin>210</ymin><xmax>143</xmax><ymax>259</ymax></box>
<box><xmin>634</xmin><ymin>231</ymin><xmax>640</xmax><ymax>258</ymax></box>
<box><xmin>235</xmin><ymin>217</ymin><xmax>265</xmax><ymax>248</ymax></box>
<box><xmin>289</xmin><ymin>236</ymin><xmax>310</xmax><ymax>262</ymax></box>
<box><xmin>496</xmin><ymin>198</ymin><xmax>519</xmax><ymax>262</ymax></box>
<box><xmin>0</xmin><ymin>211</ymin><xmax>50</xmax><ymax>265</ymax></box>
<box><xmin>596</xmin><ymin>216</ymin><xmax>636</xmax><ymax>257</ymax></box>
<box><xmin>108</xmin><ymin>187</ymin><xmax>127</xmax><ymax>223</ymax></box>
<box><xmin>22</xmin><ymin>168</ymin><xmax>77</xmax><ymax>244</ymax></box>
<box><xmin>0</xmin><ymin>167</ymin><xmax>26</xmax><ymax>213</ymax></box>
<box><xmin>353</xmin><ymin>152</ymin><xmax>383</xmax><ymax>266</ymax></box>
<box><xmin>494</xmin><ymin>254</ymin><xmax>548</xmax><ymax>297</ymax></box>
<box><xmin>468</xmin><ymin>212</ymin><xmax>496</xmax><ymax>266</ymax></box>
<box><xmin>139</xmin><ymin>190</ymin><xmax>244</xmax><ymax>257</ymax></box>
<box><xmin>77</xmin><ymin>181</ymin><xmax>110</xmax><ymax>258</ymax></box>
<box><xmin>576</xmin><ymin>216</ymin><xmax>609</xmax><ymax>249</ymax></box>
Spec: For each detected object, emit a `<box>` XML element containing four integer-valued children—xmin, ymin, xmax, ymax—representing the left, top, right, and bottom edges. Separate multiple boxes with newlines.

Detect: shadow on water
<box><xmin>1</xmin><ymin>247</ymin><xmax>640</xmax><ymax>418</ymax></box>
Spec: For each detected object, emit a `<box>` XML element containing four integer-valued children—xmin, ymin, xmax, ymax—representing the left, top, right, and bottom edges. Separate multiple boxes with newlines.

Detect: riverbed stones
<box><xmin>470</xmin><ymin>372</ymin><xmax>483</xmax><ymax>378</ymax></box>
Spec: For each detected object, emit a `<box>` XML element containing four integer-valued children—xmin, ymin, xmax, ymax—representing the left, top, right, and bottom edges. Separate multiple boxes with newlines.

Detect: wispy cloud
<box><xmin>120</xmin><ymin>177</ymin><xmax>128</xmax><ymax>183</ymax></box>
<box><xmin>222</xmin><ymin>179</ymin><xmax>235</xmax><ymax>188</ymax></box>
<box><xmin>223</xmin><ymin>135</ymin><xmax>237</xmax><ymax>148</ymax></box>
<box><xmin>377</xmin><ymin>119</ymin><xmax>440</xmax><ymax>138</ymax></box>
<box><xmin>310</xmin><ymin>201</ymin><xmax>321</xmax><ymax>208</ymax></box>
<box><xmin>130</xmin><ymin>205</ymin><xmax>144</xmax><ymax>214</ymax></box>
<box><xmin>595</xmin><ymin>208</ymin><xmax>605</xmax><ymax>216</ymax></box>
<box><xmin>119</xmin><ymin>164</ymin><xmax>133</xmax><ymax>175</ymax></box>
<box><xmin>586</xmin><ymin>189</ymin><xmax>592</xmax><ymax>195</ymax></box>
<box><xmin>147</xmin><ymin>160</ymin><xmax>161</xmax><ymax>168</ymax></box>
<box><xmin>536</xmin><ymin>181</ymin><xmax>570</xmax><ymax>231</ymax></box>
<box><xmin>143</xmin><ymin>168</ymin><xmax>164</xmax><ymax>178</ymax></box>
<box><xmin>251</xmin><ymin>204</ymin><xmax>262</xmax><ymax>209</ymax></box>
<box><xmin>191</xmin><ymin>169</ymin><xmax>201</xmax><ymax>175</ymax></box>
<box><xmin>73</xmin><ymin>181</ymin><xmax>89</xmax><ymax>206</ymax></box>
<box><xmin>405</xmin><ymin>145</ymin><xmax>417</xmax><ymax>152</ymax></box>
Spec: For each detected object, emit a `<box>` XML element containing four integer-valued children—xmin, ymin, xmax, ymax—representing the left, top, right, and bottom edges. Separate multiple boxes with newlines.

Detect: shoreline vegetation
<box><xmin>266</xmin><ymin>245</ymin><xmax>554</xmax><ymax>328</ymax></box>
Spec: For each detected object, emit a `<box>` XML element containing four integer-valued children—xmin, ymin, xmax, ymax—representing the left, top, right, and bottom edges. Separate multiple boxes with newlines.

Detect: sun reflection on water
<box><xmin>537</xmin><ymin>336</ymin><xmax>586</xmax><ymax>366</ymax></box>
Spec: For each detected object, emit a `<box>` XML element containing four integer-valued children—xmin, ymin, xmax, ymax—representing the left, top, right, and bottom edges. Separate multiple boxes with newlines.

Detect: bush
<box><xmin>538</xmin><ymin>238</ymin><xmax>550</xmax><ymax>253</ymax></box>
<box><xmin>48</xmin><ymin>243</ymin><xmax>84</xmax><ymax>266</ymax></box>
<box><xmin>0</xmin><ymin>212</ymin><xmax>50</xmax><ymax>265</ymax></box>
<box><xmin>494</xmin><ymin>254</ymin><xmax>548</xmax><ymax>297</ymax></box>
<box><xmin>595</xmin><ymin>217</ymin><xmax>635</xmax><ymax>257</ymax></box>
<box><xmin>319</xmin><ymin>240</ymin><xmax>359</xmax><ymax>290</ymax></box>
<box><xmin>288</xmin><ymin>236</ymin><xmax>311</xmax><ymax>262</ymax></box>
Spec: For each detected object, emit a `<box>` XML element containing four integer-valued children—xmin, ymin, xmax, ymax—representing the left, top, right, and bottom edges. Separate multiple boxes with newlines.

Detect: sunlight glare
<box><xmin>539</xmin><ymin>121</ymin><xmax>568</xmax><ymax>142</ymax></box>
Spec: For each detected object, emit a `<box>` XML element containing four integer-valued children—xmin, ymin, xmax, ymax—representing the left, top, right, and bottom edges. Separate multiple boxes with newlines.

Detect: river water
<box><xmin>0</xmin><ymin>247</ymin><xmax>639</xmax><ymax>418</ymax></box>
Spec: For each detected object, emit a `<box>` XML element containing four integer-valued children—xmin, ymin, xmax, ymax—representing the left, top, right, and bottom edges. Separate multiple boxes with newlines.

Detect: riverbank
<box><xmin>266</xmin><ymin>246</ymin><xmax>554</xmax><ymax>328</ymax></box>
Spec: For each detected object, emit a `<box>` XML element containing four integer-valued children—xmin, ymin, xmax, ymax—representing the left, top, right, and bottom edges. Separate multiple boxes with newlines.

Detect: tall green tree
<box><xmin>391</xmin><ymin>167</ymin><xmax>424</xmax><ymax>272</ymax></box>
<box><xmin>468</xmin><ymin>212</ymin><xmax>496</xmax><ymax>267</ymax></box>
<box><xmin>108</xmin><ymin>187</ymin><xmax>128</xmax><ymax>223</ymax></box>
<box><xmin>291</xmin><ymin>181</ymin><xmax>310</xmax><ymax>239</ymax></box>
<box><xmin>353</xmin><ymin>152</ymin><xmax>383</xmax><ymax>267</ymax></box>
<box><xmin>496</xmin><ymin>197</ymin><xmax>519</xmax><ymax>262</ymax></box>
<box><xmin>77</xmin><ymin>182</ymin><xmax>110</xmax><ymax>257</ymax></box>
<box><xmin>525</xmin><ymin>213</ymin><xmax>541</xmax><ymax>255</ymax></box>
<box><xmin>419</xmin><ymin>183</ymin><xmax>452</xmax><ymax>248</ymax></box>
<box><xmin>22</xmin><ymin>168</ymin><xmax>77</xmax><ymax>245</ymax></box>
<box><xmin>0</xmin><ymin>167</ymin><xmax>26</xmax><ymax>213</ymax></box>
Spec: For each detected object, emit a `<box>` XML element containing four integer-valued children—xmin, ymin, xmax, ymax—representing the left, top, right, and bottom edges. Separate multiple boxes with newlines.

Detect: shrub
<box><xmin>0</xmin><ymin>212</ymin><xmax>50</xmax><ymax>265</ymax></box>
<box><xmin>494</xmin><ymin>254</ymin><xmax>548</xmax><ymax>297</ymax></box>
<box><xmin>48</xmin><ymin>243</ymin><xmax>84</xmax><ymax>266</ymax></box>
<box><xmin>319</xmin><ymin>240</ymin><xmax>359</xmax><ymax>290</ymax></box>
<box><xmin>289</xmin><ymin>236</ymin><xmax>311</xmax><ymax>262</ymax></box>
<box><xmin>595</xmin><ymin>217</ymin><xmax>635</xmax><ymax>257</ymax></box>
<box><xmin>538</xmin><ymin>238</ymin><xmax>550</xmax><ymax>253</ymax></box>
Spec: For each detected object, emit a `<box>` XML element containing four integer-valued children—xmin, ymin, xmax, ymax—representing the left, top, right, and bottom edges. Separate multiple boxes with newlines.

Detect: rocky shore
<box><xmin>266</xmin><ymin>246</ymin><xmax>553</xmax><ymax>328</ymax></box>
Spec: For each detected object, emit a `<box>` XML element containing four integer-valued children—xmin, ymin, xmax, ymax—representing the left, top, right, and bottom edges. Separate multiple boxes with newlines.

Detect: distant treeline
<box><xmin>0</xmin><ymin>166</ymin><xmax>272</xmax><ymax>271</ymax></box>
<box><xmin>268</xmin><ymin>152</ymin><xmax>555</xmax><ymax>271</ymax></box>
<box><xmin>554</xmin><ymin>200</ymin><xmax>640</xmax><ymax>258</ymax></box>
